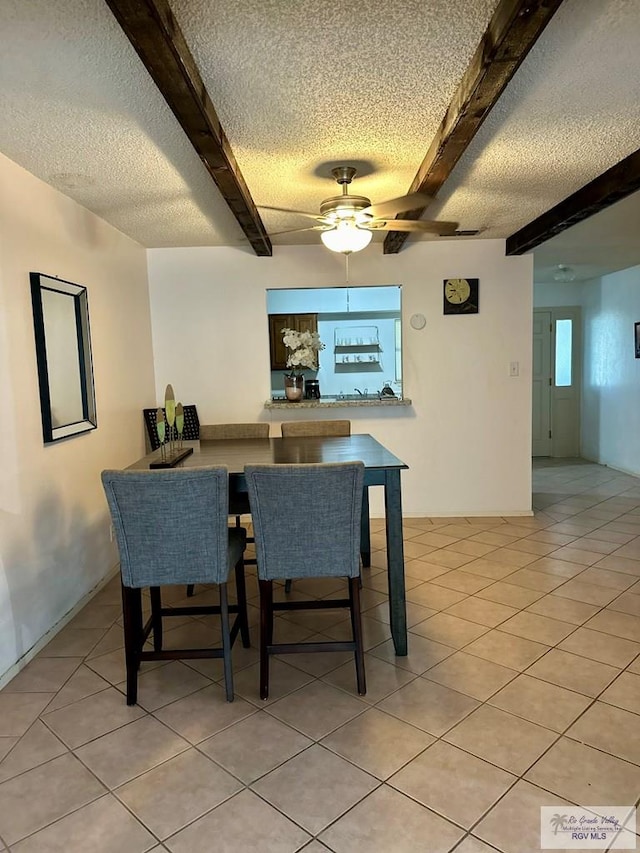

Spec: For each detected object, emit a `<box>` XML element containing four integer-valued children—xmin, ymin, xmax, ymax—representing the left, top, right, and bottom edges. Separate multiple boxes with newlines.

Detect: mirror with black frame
<box><xmin>30</xmin><ymin>272</ymin><xmax>97</xmax><ymax>443</ymax></box>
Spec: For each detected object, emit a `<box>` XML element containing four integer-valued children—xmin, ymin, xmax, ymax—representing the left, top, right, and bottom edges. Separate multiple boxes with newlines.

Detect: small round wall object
<box><xmin>410</xmin><ymin>313</ymin><xmax>426</xmax><ymax>330</ymax></box>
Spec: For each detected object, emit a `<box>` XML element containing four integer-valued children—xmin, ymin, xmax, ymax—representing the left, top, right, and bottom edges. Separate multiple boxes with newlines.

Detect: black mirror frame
<box><xmin>30</xmin><ymin>272</ymin><xmax>97</xmax><ymax>444</ymax></box>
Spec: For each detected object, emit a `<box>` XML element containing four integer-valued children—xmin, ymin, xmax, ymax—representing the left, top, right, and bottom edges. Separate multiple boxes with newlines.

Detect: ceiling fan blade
<box><xmin>258</xmin><ymin>205</ymin><xmax>320</xmax><ymax>221</ymax></box>
<box><xmin>269</xmin><ymin>225</ymin><xmax>328</xmax><ymax>236</ymax></box>
<box><xmin>368</xmin><ymin>219</ymin><xmax>459</xmax><ymax>234</ymax></box>
<box><xmin>362</xmin><ymin>192</ymin><xmax>433</xmax><ymax>220</ymax></box>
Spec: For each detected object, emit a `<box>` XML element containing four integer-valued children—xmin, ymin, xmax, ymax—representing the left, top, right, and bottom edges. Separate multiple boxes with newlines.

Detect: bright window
<box><xmin>555</xmin><ymin>319</ymin><xmax>572</xmax><ymax>386</ymax></box>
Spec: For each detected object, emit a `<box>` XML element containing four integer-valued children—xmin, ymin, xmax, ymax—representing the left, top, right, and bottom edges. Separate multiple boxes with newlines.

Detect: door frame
<box><xmin>533</xmin><ymin>306</ymin><xmax>582</xmax><ymax>458</ymax></box>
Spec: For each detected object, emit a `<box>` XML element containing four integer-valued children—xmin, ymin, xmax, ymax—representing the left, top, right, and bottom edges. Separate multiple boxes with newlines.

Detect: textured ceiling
<box><xmin>1</xmin><ymin>0</ymin><xmax>639</xmax><ymax>273</ymax></box>
<box><xmin>170</xmin><ymin>0</ymin><xmax>496</xmax><ymax>237</ymax></box>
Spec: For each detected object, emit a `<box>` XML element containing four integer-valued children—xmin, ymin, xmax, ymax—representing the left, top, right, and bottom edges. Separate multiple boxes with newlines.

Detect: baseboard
<box><xmin>0</xmin><ymin>565</ymin><xmax>120</xmax><ymax>690</ymax></box>
<box><xmin>398</xmin><ymin>510</ymin><xmax>534</xmax><ymax>518</ymax></box>
<box><xmin>580</xmin><ymin>455</ymin><xmax>640</xmax><ymax>480</ymax></box>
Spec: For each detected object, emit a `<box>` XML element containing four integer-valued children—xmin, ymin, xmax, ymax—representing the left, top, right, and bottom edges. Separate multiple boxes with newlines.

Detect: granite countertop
<box><xmin>264</xmin><ymin>396</ymin><xmax>412</xmax><ymax>409</ymax></box>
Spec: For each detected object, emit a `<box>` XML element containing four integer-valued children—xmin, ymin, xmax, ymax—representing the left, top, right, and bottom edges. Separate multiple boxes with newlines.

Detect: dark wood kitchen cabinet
<box><xmin>269</xmin><ymin>313</ymin><xmax>317</xmax><ymax>370</ymax></box>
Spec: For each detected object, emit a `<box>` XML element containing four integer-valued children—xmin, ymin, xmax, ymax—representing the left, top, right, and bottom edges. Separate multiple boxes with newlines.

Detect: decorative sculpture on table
<box><xmin>176</xmin><ymin>402</ymin><xmax>184</xmax><ymax>447</ymax></box>
<box><xmin>149</xmin><ymin>385</ymin><xmax>194</xmax><ymax>469</ymax></box>
<box><xmin>165</xmin><ymin>384</ymin><xmax>176</xmax><ymax>444</ymax></box>
<box><xmin>156</xmin><ymin>408</ymin><xmax>166</xmax><ymax>462</ymax></box>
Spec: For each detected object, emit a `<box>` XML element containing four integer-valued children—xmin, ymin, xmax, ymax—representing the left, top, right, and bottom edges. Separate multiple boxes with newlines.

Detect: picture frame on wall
<box><xmin>636</xmin><ymin>322</ymin><xmax>640</xmax><ymax>359</ymax></box>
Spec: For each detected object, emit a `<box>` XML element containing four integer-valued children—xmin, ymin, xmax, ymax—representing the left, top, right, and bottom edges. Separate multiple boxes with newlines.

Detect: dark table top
<box><xmin>128</xmin><ymin>434</ymin><xmax>408</xmax><ymax>473</ymax></box>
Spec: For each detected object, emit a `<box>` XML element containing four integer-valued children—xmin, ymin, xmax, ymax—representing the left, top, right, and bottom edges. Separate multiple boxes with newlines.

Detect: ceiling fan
<box><xmin>259</xmin><ymin>166</ymin><xmax>459</xmax><ymax>254</ymax></box>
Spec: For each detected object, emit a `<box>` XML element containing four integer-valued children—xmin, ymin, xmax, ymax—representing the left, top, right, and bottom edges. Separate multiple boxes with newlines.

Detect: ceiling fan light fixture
<box><xmin>553</xmin><ymin>264</ymin><xmax>576</xmax><ymax>282</ymax></box>
<box><xmin>261</xmin><ymin>166</ymin><xmax>450</xmax><ymax>249</ymax></box>
<box><xmin>320</xmin><ymin>222</ymin><xmax>373</xmax><ymax>254</ymax></box>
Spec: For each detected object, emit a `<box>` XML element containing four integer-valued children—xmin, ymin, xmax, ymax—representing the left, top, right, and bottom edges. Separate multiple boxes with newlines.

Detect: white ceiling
<box><xmin>1</xmin><ymin>0</ymin><xmax>639</xmax><ymax>278</ymax></box>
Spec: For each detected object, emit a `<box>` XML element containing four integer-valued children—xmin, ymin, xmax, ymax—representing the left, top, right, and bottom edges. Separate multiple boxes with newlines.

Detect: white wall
<box><xmin>581</xmin><ymin>266</ymin><xmax>640</xmax><ymax>474</ymax></box>
<box><xmin>147</xmin><ymin>240</ymin><xmax>533</xmax><ymax>516</ymax></box>
<box><xmin>534</xmin><ymin>281</ymin><xmax>585</xmax><ymax>308</ymax></box>
<box><xmin>0</xmin><ymin>153</ymin><xmax>156</xmax><ymax>680</ymax></box>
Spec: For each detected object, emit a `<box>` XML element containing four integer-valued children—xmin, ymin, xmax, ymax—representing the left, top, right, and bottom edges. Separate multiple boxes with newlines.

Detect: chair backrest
<box><xmin>101</xmin><ymin>467</ymin><xmax>230</xmax><ymax>587</ymax></box>
<box><xmin>280</xmin><ymin>420</ymin><xmax>351</xmax><ymax>438</ymax></box>
<box><xmin>143</xmin><ymin>405</ymin><xmax>200</xmax><ymax>451</ymax></box>
<box><xmin>199</xmin><ymin>423</ymin><xmax>270</xmax><ymax>441</ymax></box>
<box><xmin>245</xmin><ymin>462</ymin><xmax>364</xmax><ymax>580</ymax></box>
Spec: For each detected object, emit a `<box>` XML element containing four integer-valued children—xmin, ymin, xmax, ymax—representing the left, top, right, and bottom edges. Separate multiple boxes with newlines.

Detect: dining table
<box><xmin>127</xmin><ymin>433</ymin><xmax>409</xmax><ymax>655</ymax></box>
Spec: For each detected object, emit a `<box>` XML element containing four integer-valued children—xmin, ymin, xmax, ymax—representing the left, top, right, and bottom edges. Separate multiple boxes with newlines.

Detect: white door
<box><xmin>532</xmin><ymin>311</ymin><xmax>552</xmax><ymax>456</ymax></box>
<box><xmin>551</xmin><ymin>311</ymin><xmax>581</xmax><ymax>457</ymax></box>
<box><xmin>532</xmin><ymin>308</ymin><xmax>581</xmax><ymax>457</ymax></box>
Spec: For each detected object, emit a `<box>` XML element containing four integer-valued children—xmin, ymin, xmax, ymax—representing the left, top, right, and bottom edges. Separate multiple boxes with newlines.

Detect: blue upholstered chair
<box><xmin>279</xmin><ymin>420</ymin><xmax>371</xmax><ymax>594</ymax></box>
<box><xmin>245</xmin><ymin>461</ymin><xmax>366</xmax><ymax>699</ymax></box>
<box><xmin>184</xmin><ymin>422</ymin><xmax>269</xmax><ymax>597</ymax></box>
<box><xmin>142</xmin><ymin>419</ymin><xmax>269</xmax><ymax>532</ymax></box>
<box><xmin>101</xmin><ymin>467</ymin><xmax>250</xmax><ymax>705</ymax></box>
<box><xmin>199</xmin><ymin>422</ymin><xmax>270</xmax><ymax>525</ymax></box>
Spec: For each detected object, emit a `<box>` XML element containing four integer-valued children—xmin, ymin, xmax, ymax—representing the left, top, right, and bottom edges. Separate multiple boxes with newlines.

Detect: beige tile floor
<box><xmin>0</xmin><ymin>459</ymin><xmax>639</xmax><ymax>851</ymax></box>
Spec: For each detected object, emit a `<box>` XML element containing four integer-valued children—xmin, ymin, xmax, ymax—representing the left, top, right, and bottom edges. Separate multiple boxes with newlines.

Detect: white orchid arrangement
<box><xmin>282</xmin><ymin>328</ymin><xmax>325</xmax><ymax>375</ymax></box>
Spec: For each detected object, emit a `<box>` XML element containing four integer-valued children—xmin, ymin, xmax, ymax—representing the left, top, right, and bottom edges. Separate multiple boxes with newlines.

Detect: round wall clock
<box><xmin>443</xmin><ymin>278</ymin><xmax>479</xmax><ymax>315</ymax></box>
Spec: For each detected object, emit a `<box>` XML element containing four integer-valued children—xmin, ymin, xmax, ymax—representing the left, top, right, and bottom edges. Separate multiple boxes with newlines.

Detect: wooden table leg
<box><xmin>360</xmin><ymin>486</ymin><xmax>371</xmax><ymax>567</ymax></box>
<box><xmin>384</xmin><ymin>469</ymin><xmax>407</xmax><ymax>655</ymax></box>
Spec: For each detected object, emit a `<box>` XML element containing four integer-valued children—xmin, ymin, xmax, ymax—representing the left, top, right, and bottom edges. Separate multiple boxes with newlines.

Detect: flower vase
<box><xmin>284</xmin><ymin>374</ymin><xmax>304</xmax><ymax>402</ymax></box>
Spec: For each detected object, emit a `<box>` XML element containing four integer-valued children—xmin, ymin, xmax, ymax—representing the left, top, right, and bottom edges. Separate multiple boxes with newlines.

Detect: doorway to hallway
<box><xmin>532</xmin><ymin>308</ymin><xmax>581</xmax><ymax>458</ymax></box>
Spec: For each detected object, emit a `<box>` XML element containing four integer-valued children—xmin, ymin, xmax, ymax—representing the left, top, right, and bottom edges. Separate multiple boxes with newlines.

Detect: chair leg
<box><xmin>121</xmin><ymin>584</ymin><xmax>143</xmax><ymax>706</ymax></box>
<box><xmin>219</xmin><ymin>584</ymin><xmax>234</xmax><ymax>702</ymax></box>
<box><xmin>284</xmin><ymin>579</ymin><xmax>292</xmax><ymax>594</ymax></box>
<box><xmin>349</xmin><ymin>577</ymin><xmax>367</xmax><ymax>696</ymax></box>
<box><xmin>150</xmin><ymin>586</ymin><xmax>163</xmax><ymax>651</ymax></box>
<box><xmin>259</xmin><ymin>579</ymin><xmax>273</xmax><ymax>700</ymax></box>
<box><xmin>267</xmin><ymin>584</ymin><xmax>274</xmax><ymax>647</ymax></box>
<box><xmin>234</xmin><ymin>557</ymin><xmax>251</xmax><ymax>648</ymax></box>
<box><xmin>186</xmin><ymin>584</ymin><xmax>195</xmax><ymax>597</ymax></box>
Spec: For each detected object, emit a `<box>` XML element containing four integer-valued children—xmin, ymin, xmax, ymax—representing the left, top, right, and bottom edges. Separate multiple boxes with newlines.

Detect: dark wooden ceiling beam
<box><xmin>506</xmin><ymin>149</ymin><xmax>640</xmax><ymax>255</ymax></box>
<box><xmin>384</xmin><ymin>0</ymin><xmax>564</xmax><ymax>254</ymax></box>
<box><xmin>104</xmin><ymin>0</ymin><xmax>272</xmax><ymax>256</ymax></box>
